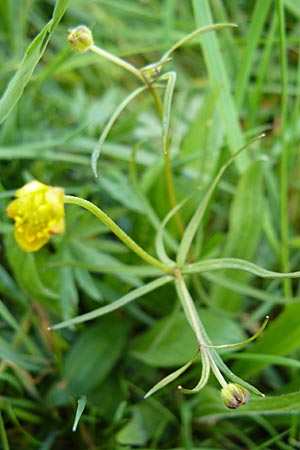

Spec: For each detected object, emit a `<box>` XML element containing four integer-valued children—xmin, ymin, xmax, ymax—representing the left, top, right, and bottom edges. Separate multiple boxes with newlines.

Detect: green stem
<box><xmin>164</xmin><ymin>149</ymin><xmax>185</xmax><ymax>235</ymax></box>
<box><xmin>90</xmin><ymin>44</ymin><xmax>145</xmax><ymax>83</ymax></box>
<box><xmin>64</xmin><ymin>195</ymin><xmax>173</xmax><ymax>275</ymax></box>
<box><xmin>90</xmin><ymin>42</ymin><xmax>184</xmax><ymax>236</ymax></box>
<box><xmin>174</xmin><ymin>268</ymin><xmax>205</xmax><ymax>346</ymax></box>
<box><xmin>174</xmin><ymin>268</ymin><xmax>229</xmax><ymax>389</ymax></box>
<box><xmin>207</xmin><ymin>352</ymin><xmax>227</xmax><ymax>388</ymax></box>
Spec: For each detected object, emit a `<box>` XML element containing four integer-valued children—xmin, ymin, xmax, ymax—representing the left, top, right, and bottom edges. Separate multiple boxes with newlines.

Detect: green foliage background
<box><xmin>1</xmin><ymin>0</ymin><xmax>300</xmax><ymax>448</ymax></box>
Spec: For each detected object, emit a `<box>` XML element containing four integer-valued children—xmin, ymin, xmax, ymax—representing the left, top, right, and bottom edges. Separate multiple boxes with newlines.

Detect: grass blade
<box><xmin>235</xmin><ymin>0</ymin><xmax>272</xmax><ymax>107</ymax></box>
<box><xmin>0</xmin><ymin>0</ymin><xmax>70</xmax><ymax>124</ymax></box>
<box><xmin>192</xmin><ymin>0</ymin><xmax>249</xmax><ymax>172</ymax></box>
<box><xmin>177</xmin><ymin>135</ymin><xmax>264</xmax><ymax>266</ymax></box>
<box><xmin>72</xmin><ymin>396</ymin><xmax>87</xmax><ymax>432</ymax></box>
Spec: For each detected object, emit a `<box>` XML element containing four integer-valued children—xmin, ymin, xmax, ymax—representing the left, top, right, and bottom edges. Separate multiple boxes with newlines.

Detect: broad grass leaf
<box><xmin>62</xmin><ymin>317</ymin><xmax>129</xmax><ymax>396</ymax></box>
<box><xmin>131</xmin><ymin>309</ymin><xmax>245</xmax><ymax>367</ymax></box>
<box><xmin>88</xmin><ymin>371</ymin><xmax>127</xmax><ymax>417</ymax></box>
<box><xmin>116</xmin><ymin>402</ymin><xmax>169</xmax><ymax>447</ymax></box>
<box><xmin>212</xmin><ymin>160</ymin><xmax>264</xmax><ymax>311</ymax></box>
<box><xmin>5</xmin><ymin>235</ymin><xmax>59</xmax><ymax>306</ymax></box>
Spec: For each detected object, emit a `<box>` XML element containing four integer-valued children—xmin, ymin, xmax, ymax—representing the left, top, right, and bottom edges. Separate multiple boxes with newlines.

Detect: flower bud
<box><xmin>68</xmin><ymin>25</ymin><xmax>94</xmax><ymax>53</ymax></box>
<box><xmin>221</xmin><ymin>383</ymin><xmax>249</xmax><ymax>409</ymax></box>
<box><xmin>141</xmin><ymin>62</ymin><xmax>162</xmax><ymax>81</ymax></box>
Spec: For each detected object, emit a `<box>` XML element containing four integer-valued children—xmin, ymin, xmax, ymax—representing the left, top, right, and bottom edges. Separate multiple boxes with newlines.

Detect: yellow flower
<box><xmin>7</xmin><ymin>180</ymin><xmax>65</xmax><ymax>252</ymax></box>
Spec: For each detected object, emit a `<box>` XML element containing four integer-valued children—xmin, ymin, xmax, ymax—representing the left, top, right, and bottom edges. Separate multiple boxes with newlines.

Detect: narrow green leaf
<box><xmin>100</xmin><ymin>169</ymin><xmax>144</xmax><ymax>213</ymax></box>
<box><xmin>51</xmin><ymin>276</ymin><xmax>172</xmax><ymax>330</ymax></box>
<box><xmin>284</xmin><ymin>0</ymin><xmax>300</xmax><ymax>17</ymax></box>
<box><xmin>234</xmin><ymin>303</ymin><xmax>300</xmax><ymax>377</ymax></box>
<box><xmin>60</xmin><ymin>264</ymin><xmax>79</xmax><ymax>321</ymax></box>
<box><xmin>144</xmin><ymin>353</ymin><xmax>198</xmax><ymax>398</ymax></box>
<box><xmin>212</xmin><ymin>160</ymin><xmax>265</xmax><ymax>311</ymax></box>
<box><xmin>181</xmin><ymin>88</ymin><xmax>222</xmax><ymax>178</ymax></box>
<box><xmin>160</xmin><ymin>71</ymin><xmax>176</xmax><ymax>154</ymax></box>
<box><xmin>91</xmin><ymin>86</ymin><xmax>147</xmax><ymax>176</ymax></box>
<box><xmin>72</xmin><ymin>396</ymin><xmax>87</xmax><ymax>432</ymax></box>
<box><xmin>229</xmin><ymin>353</ymin><xmax>300</xmax><ymax>370</ymax></box>
<box><xmin>5</xmin><ymin>235</ymin><xmax>59</xmax><ymax>304</ymax></box>
<box><xmin>51</xmin><ymin>260</ymin><xmax>162</xmax><ymax>278</ymax></box>
<box><xmin>0</xmin><ymin>300</ymin><xmax>41</xmax><ymax>355</ymax></box>
<box><xmin>0</xmin><ymin>411</ymin><xmax>9</xmax><ymax>450</ymax></box>
<box><xmin>202</xmin><ymin>272</ymin><xmax>297</xmax><ymax>304</ymax></box>
<box><xmin>74</xmin><ymin>268</ymin><xmax>103</xmax><ymax>302</ymax></box>
<box><xmin>234</xmin><ymin>0</ymin><xmax>272</xmax><ymax>107</ymax></box>
<box><xmin>0</xmin><ymin>336</ymin><xmax>47</xmax><ymax>372</ymax></box>
<box><xmin>178</xmin><ymin>350</ymin><xmax>210</xmax><ymax>394</ymax></box>
<box><xmin>0</xmin><ymin>266</ymin><xmax>26</xmax><ymax>304</ymax></box>
<box><xmin>207</xmin><ymin>316</ymin><xmax>269</xmax><ymax>350</ymax></box>
<box><xmin>248</xmin><ymin>12</ymin><xmax>278</xmax><ymax>126</ymax></box>
<box><xmin>0</xmin><ymin>0</ymin><xmax>70</xmax><ymax>124</ymax></box>
<box><xmin>277</xmin><ymin>0</ymin><xmax>291</xmax><ymax>298</ymax></box>
<box><xmin>184</xmin><ymin>257</ymin><xmax>300</xmax><ymax>280</ymax></box>
<box><xmin>192</xmin><ymin>0</ymin><xmax>249</xmax><ymax>172</ymax></box>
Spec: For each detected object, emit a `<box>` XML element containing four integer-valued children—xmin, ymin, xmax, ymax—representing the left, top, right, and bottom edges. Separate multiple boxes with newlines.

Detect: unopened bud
<box><xmin>221</xmin><ymin>383</ymin><xmax>249</xmax><ymax>409</ymax></box>
<box><xmin>68</xmin><ymin>25</ymin><xmax>94</xmax><ymax>52</ymax></box>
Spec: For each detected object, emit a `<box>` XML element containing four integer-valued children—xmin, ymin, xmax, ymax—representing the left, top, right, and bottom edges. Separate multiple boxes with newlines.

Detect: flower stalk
<box><xmin>64</xmin><ymin>195</ymin><xmax>173</xmax><ymax>275</ymax></box>
<box><xmin>90</xmin><ymin>44</ymin><xmax>146</xmax><ymax>84</ymax></box>
<box><xmin>68</xmin><ymin>25</ymin><xmax>184</xmax><ymax>235</ymax></box>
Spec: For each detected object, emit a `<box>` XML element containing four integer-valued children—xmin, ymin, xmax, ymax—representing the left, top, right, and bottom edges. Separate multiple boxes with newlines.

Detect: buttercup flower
<box><xmin>221</xmin><ymin>383</ymin><xmax>250</xmax><ymax>409</ymax></box>
<box><xmin>68</xmin><ymin>25</ymin><xmax>94</xmax><ymax>52</ymax></box>
<box><xmin>7</xmin><ymin>180</ymin><xmax>65</xmax><ymax>252</ymax></box>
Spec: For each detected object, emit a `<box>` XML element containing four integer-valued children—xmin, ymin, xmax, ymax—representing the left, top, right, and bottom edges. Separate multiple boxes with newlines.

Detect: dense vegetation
<box><xmin>1</xmin><ymin>1</ymin><xmax>300</xmax><ymax>448</ymax></box>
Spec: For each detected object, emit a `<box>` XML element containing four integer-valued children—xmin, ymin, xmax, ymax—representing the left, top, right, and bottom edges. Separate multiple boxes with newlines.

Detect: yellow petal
<box><xmin>7</xmin><ymin>180</ymin><xmax>65</xmax><ymax>252</ymax></box>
